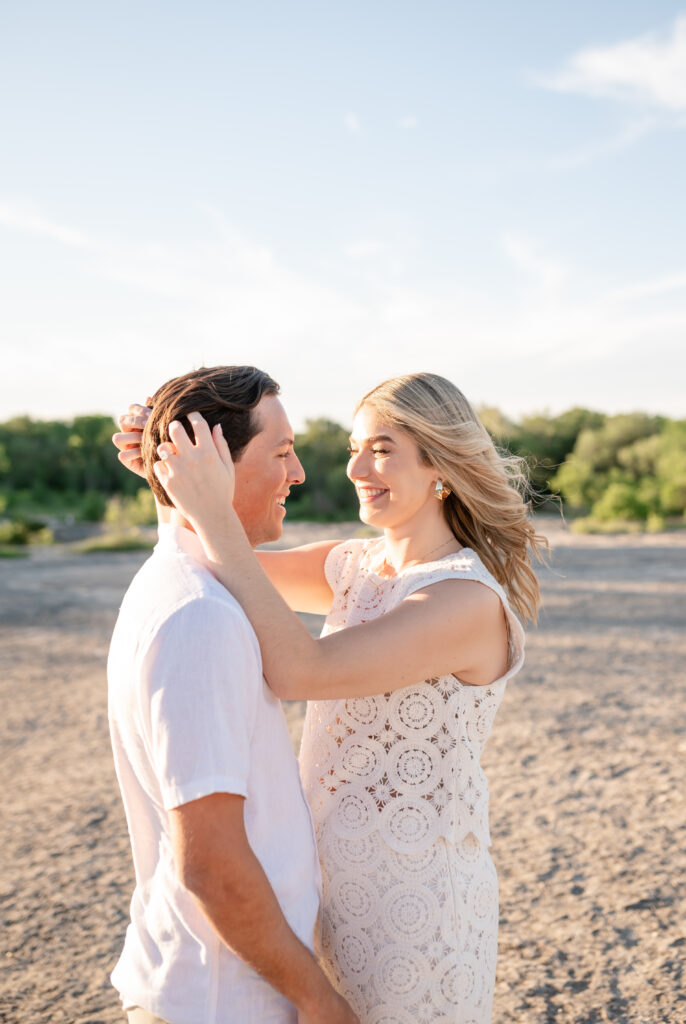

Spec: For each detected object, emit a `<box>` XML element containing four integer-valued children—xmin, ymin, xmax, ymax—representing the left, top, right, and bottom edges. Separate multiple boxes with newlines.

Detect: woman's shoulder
<box><xmin>403</xmin><ymin>546</ymin><xmax>526</xmax><ymax>680</ymax></box>
<box><xmin>405</xmin><ymin>546</ymin><xmax>505</xmax><ymax>595</ymax></box>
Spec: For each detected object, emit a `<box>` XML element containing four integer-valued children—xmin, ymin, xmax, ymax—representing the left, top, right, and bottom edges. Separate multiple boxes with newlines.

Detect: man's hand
<box><xmin>297</xmin><ymin>992</ymin><xmax>360</xmax><ymax>1023</ymax></box>
<box><xmin>170</xmin><ymin>793</ymin><xmax>359</xmax><ymax>1023</ymax></box>
<box><xmin>112</xmin><ymin>400</ymin><xmax>152</xmax><ymax>478</ymax></box>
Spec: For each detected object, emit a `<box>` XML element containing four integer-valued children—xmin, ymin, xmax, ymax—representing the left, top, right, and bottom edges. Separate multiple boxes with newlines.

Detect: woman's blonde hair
<box><xmin>355</xmin><ymin>372</ymin><xmax>548</xmax><ymax>623</ymax></box>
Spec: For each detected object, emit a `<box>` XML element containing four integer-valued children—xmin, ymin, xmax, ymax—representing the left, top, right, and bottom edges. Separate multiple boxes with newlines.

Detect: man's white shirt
<box><xmin>108</xmin><ymin>524</ymin><xmax>321</xmax><ymax>1024</ymax></box>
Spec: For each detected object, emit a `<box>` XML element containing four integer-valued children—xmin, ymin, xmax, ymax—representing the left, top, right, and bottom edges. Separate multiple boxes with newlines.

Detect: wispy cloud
<box><xmin>539</xmin><ymin>15</ymin><xmax>686</xmax><ymax>111</ymax></box>
<box><xmin>547</xmin><ymin>116</ymin><xmax>657</xmax><ymax>170</ymax></box>
<box><xmin>344</xmin><ymin>111</ymin><xmax>360</xmax><ymax>134</ymax></box>
<box><xmin>398</xmin><ymin>115</ymin><xmax>418</xmax><ymax>129</ymax></box>
<box><xmin>0</xmin><ymin>201</ymin><xmax>93</xmax><ymax>248</ymax></box>
<box><xmin>1</xmin><ymin>199</ymin><xmax>684</xmax><ymax>421</ymax></box>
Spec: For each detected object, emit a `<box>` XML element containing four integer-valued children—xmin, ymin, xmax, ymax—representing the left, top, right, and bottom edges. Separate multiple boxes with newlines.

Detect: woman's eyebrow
<box><xmin>348</xmin><ymin>434</ymin><xmax>395</xmax><ymax>445</ymax></box>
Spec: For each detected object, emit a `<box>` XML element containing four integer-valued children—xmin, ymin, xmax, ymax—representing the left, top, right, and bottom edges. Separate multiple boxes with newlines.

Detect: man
<box><xmin>108</xmin><ymin>366</ymin><xmax>357</xmax><ymax>1024</ymax></box>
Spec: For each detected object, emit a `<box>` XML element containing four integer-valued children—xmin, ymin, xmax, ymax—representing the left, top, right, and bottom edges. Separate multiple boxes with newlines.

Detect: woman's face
<box><xmin>347</xmin><ymin>403</ymin><xmax>439</xmax><ymax>530</ymax></box>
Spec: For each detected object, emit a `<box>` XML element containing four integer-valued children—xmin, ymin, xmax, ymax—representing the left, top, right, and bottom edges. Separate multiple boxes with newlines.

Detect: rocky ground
<box><xmin>0</xmin><ymin>520</ymin><xmax>684</xmax><ymax>1023</ymax></box>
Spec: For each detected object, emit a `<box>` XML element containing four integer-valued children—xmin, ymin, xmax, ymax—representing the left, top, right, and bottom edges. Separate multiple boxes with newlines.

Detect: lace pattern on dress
<box><xmin>299</xmin><ymin>538</ymin><xmax>523</xmax><ymax>1021</ymax></box>
<box><xmin>300</xmin><ymin>539</ymin><xmax>525</xmax><ymax>851</ymax></box>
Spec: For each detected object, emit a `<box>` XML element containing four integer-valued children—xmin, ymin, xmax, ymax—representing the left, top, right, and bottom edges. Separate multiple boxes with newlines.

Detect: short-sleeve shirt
<box><xmin>108</xmin><ymin>524</ymin><xmax>321</xmax><ymax>1024</ymax></box>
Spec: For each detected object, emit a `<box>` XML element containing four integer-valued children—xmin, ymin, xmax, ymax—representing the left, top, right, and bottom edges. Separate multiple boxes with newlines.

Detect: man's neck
<box><xmin>156</xmin><ymin>502</ymin><xmax>195</xmax><ymax>534</ymax></box>
<box><xmin>156</xmin><ymin>501</ymin><xmax>261</xmax><ymax>549</ymax></box>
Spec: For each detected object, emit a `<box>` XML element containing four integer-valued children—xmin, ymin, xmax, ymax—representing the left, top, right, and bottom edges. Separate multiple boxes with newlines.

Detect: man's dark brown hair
<box><xmin>142</xmin><ymin>365</ymin><xmax>280</xmax><ymax>508</ymax></box>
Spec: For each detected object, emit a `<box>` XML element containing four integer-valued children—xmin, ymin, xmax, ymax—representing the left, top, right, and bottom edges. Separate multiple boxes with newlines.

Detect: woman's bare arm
<box><xmin>255</xmin><ymin>542</ymin><xmax>340</xmax><ymax>614</ymax></box>
<box><xmin>155</xmin><ymin>415</ymin><xmax>509</xmax><ymax>700</ymax></box>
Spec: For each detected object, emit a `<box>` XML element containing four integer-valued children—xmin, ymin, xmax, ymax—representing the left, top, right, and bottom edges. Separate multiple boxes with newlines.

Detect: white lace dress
<box><xmin>299</xmin><ymin>539</ymin><xmax>526</xmax><ymax>1024</ymax></box>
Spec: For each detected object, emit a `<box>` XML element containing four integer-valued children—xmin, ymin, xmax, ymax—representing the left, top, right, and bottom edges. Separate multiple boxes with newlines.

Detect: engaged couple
<box><xmin>108</xmin><ymin>365</ymin><xmax>545</xmax><ymax>1023</ymax></box>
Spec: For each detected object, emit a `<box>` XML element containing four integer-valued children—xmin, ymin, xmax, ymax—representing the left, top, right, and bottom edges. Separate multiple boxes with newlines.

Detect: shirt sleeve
<box><xmin>138</xmin><ymin>596</ymin><xmax>261</xmax><ymax>810</ymax></box>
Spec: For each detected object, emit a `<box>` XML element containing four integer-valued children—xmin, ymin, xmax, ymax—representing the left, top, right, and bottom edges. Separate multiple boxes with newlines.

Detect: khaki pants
<box><xmin>126</xmin><ymin>1008</ymin><xmax>170</xmax><ymax>1024</ymax></box>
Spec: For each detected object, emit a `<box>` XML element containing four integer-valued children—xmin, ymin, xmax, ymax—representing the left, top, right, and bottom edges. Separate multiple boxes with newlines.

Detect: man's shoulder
<box><xmin>116</xmin><ymin>546</ymin><xmax>258</xmax><ymax>654</ymax></box>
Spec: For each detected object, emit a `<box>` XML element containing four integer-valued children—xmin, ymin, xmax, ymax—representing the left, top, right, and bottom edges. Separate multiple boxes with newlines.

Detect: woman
<box><xmin>116</xmin><ymin>373</ymin><xmax>546</xmax><ymax>1023</ymax></box>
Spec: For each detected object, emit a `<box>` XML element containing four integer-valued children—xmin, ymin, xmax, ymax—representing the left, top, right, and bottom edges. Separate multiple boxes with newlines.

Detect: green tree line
<box><xmin>0</xmin><ymin>408</ymin><xmax>684</xmax><ymax>537</ymax></box>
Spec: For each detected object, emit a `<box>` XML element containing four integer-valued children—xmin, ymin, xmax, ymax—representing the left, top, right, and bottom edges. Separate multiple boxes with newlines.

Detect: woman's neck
<box><xmin>381</xmin><ymin>516</ymin><xmax>461</xmax><ymax>575</ymax></box>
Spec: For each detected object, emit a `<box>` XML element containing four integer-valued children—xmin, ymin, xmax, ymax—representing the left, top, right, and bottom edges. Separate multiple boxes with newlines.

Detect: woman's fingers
<box><xmin>112</xmin><ymin>430</ymin><xmax>142</xmax><ymax>452</ymax></box>
<box><xmin>117</xmin><ymin>448</ymin><xmax>147</xmax><ymax>478</ymax></box>
<box><xmin>153</xmin><ymin>459</ymin><xmax>170</xmax><ymax>487</ymax></box>
<box><xmin>167</xmin><ymin>419</ymin><xmax>195</xmax><ymax>454</ymax></box>
<box><xmin>212</xmin><ymin>423</ymin><xmax>234</xmax><ymax>469</ymax></box>
<box><xmin>187</xmin><ymin>412</ymin><xmax>214</xmax><ymax>447</ymax></box>
<box><xmin>128</xmin><ymin>403</ymin><xmax>151</xmax><ymax>417</ymax></box>
<box><xmin>117</xmin><ymin>403</ymin><xmax>151</xmax><ymax>432</ymax></box>
<box><xmin>151</xmin><ymin>414</ymin><xmax>236</xmax><ymax>526</ymax></box>
<box><xmin>118</xmin><ymin>413</ymin><xmax>147</xmax><ymax>432</ymax></box>
<box><xmin>166</xmin><ymin>412</ymin><xmax>213</xmax><ymax>453</ymax></box>
<box><xmin>157</xmin><ymin>442</ymin><xmax>177</xmax><ymax>460</ymax></box>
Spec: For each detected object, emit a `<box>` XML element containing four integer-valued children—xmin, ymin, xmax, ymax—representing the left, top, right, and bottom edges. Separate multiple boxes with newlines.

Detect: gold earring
<box><xmin>435</xmin><ymin>479</ymin><xmax>450</xmax><ymax>500</ymax></box>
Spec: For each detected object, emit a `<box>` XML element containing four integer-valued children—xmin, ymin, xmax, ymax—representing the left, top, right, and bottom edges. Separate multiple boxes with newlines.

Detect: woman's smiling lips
<box><xmin>356</xmin><ymin>486</ymin><xmax>388</xmax><ymax>504</ymax></box>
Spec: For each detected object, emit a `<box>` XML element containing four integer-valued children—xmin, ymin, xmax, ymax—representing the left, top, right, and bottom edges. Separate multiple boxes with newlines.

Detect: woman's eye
<box><xmin>347</xmin><ymin>446</ymin><xmax>389</xmax><ymax>456</ymax></box>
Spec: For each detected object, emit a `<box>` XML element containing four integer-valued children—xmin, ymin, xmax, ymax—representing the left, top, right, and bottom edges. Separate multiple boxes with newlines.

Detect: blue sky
<box><xmin>1</xmin><ymin>1</ymin><xmax>684</xmax><ymax>430</ymax></box>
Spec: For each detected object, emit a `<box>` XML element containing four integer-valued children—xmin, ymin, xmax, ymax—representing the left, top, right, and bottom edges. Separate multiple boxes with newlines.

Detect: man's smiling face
<box><xmin>232</xmin><ymin>394</ymin><xmax>305</xmax><ymax>547</ymax></box>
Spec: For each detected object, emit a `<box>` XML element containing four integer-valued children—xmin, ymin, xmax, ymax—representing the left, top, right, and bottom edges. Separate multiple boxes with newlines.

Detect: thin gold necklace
<box><xmin>378</xmin><ymin>536</ymin><xmax>458</xmax><ymax>578</ymax></box>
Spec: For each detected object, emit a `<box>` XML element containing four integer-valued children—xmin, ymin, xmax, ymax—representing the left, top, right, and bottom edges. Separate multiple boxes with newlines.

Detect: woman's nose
<box><xmin>347</xmin><ymin>450</ymin><xmax>369</xmax><ymax>480</ymax></box>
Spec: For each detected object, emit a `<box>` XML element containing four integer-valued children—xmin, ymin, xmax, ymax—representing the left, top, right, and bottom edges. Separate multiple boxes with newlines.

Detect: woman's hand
<box><xmin>112</xmin><ymin>400</ymin><xmax>152</xmax><ymax>478</ymax></box>
<box><xmin>154</xmin><ymin>413</ymin><xmax>237</xmax><ymax>536</ymax></box>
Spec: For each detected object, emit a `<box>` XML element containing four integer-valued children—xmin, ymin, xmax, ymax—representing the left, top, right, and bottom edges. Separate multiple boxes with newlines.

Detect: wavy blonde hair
<box><xmin>355</xmin><ymin>372</ymin><xmax>548</xmax><ymax>623</ymax></box>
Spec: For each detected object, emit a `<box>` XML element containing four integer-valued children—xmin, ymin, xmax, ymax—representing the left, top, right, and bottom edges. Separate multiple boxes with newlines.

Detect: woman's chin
<box><xmin>357</xmin><ymin>503</ymin><xmax>386</xmax><ymax>527</ymax></box>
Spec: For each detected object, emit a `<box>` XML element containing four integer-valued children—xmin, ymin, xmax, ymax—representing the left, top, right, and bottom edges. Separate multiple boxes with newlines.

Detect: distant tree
<box><xmin>552</xmin><ymin>413</ymin><xmax>685</xmax><ymax>523</ymax></box>
<box><xmin>513</xmin><ymin>407</ymin><xmax>606</xmax><ymax>494</ymax></box>
<box><xmin>0</xmin><ymin>414</ymin><xmax>141</xmax><ymax>517</ymax></box>
<box><xmin>1</xmin><ymin>408</ymin><xmax>683</xmax><ymax>529</ymax></box>
<box><xmin>552</xmin><ymin>413</ymin><xmax>662</xmax><ymax>510</ymax></box>
<box><xmin>288</xmin><ymin>418</ymin><xmax>357</xmax><ymax>520</ymax></box>
<box><xmin>655</xmin><ymin>420</ymin><xmax>686</xmax><ymax>516</ymax></box>
<box><xmin>477</xmin><ymin>407</ymin><xmax>518</xmax><ymax>443</ymax></box>
<box><xmin>478</xmin><ymin>406</ymin><xmax>605</xmax><ymax>496</ymax></box>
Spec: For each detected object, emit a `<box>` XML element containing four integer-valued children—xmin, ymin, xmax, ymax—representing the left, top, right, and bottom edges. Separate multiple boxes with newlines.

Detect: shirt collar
<box><xmin>156</xmin><ymin>523</ymin><xmax>211</xmax><ymax>569</ymax></box>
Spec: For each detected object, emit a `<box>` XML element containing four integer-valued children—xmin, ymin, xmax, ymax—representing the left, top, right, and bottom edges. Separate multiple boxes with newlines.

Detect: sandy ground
<box><xmin>0</xmin><ymin>519</ymin><xmax>684</xmax><ymax>1023</ymax></box>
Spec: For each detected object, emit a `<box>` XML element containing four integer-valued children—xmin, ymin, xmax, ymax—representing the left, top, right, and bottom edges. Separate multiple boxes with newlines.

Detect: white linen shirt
<box><xmin>108</xmin><ymin>524</ymin><xmax>321</xmax><ymax>1024</ymax></box>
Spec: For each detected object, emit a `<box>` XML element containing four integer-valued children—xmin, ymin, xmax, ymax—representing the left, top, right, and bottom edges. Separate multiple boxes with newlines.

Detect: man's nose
<box><xmin>288</xmin><ymin>452</ymin><xmax>305</xmax><ymax>485</ymax></box>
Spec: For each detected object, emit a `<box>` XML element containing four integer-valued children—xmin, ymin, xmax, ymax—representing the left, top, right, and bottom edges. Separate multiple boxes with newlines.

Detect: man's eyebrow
<box><xmin>348</xmin><ymin>434</ymin><xmax>395</xmax><ymax>445</ymax></box>
<box><xmin>274</xmin><ymin>437</ymin><xmax>295</xmax><ymax>448</ymax></box>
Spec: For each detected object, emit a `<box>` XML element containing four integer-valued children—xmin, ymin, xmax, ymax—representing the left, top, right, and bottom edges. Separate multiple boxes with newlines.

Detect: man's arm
<box><xmin>170</xmin><ymin>792</ymin><xmax>358</xmax><ymax>1024</ymax></box>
